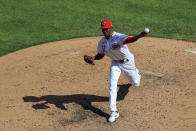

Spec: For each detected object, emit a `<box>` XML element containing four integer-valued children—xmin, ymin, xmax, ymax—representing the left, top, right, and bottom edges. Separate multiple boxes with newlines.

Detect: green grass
<box><xmin>0</xmin><ymin>0</ymin><xmax>196</xmax><ymax>56</ymax></box>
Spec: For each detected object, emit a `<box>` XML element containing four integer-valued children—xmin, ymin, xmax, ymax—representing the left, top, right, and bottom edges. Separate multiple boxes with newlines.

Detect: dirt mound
<box><xmin>0</xmin><ymin>37</ymin><xmax>195</xmax><ymax>131</ymax></box>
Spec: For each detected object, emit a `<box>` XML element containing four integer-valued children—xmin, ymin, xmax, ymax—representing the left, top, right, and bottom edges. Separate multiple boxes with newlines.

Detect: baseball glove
<box><xmin>84</xmin><ymin>55</ymin><xmax>95</xmax><ymax>65</ymax></box>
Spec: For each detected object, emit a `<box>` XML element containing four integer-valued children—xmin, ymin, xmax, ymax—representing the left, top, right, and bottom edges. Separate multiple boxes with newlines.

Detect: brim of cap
<box><xmin>99</xmin><ymin>26</ymin><xmax>112</xmax><ymax>29</ymax></box>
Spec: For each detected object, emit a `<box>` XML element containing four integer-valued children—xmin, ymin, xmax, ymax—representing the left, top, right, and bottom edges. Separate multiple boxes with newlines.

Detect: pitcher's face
<box><xmin>102</xmin><ymin>27</ymin><xmax>113</xmax><ymax>39</ymax></box>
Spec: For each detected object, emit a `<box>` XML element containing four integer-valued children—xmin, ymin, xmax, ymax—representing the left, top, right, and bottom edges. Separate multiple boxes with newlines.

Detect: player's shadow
<box><xmin>23</xmin><ymin>84</ymin><xmax>131</xmax><ymax>119</ymax></box>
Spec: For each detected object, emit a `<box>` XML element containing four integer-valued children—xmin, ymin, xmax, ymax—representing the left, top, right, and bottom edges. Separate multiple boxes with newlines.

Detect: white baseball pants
<box><xmin>109</xmin><ymin>59</ymin><xmax>141</xmax><ymax>112</ymax></box>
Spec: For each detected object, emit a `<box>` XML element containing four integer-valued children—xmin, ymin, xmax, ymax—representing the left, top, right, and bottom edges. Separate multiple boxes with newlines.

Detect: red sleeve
<box><xmin>123</xmin><ymin>36</ymin><xmax>134</xmax><ymax>44</ymax></box>
<box><xmin>99</xmin><ymin>54</ymin><xmax>105</xmax><ymax>57</ymax></box>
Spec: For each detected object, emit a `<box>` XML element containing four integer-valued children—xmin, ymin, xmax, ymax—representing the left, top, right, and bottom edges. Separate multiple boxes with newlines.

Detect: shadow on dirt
<box><xmin>23</xmin><ymin>84</ymin><xmax>131</xmax><ymax>119</ymax></box>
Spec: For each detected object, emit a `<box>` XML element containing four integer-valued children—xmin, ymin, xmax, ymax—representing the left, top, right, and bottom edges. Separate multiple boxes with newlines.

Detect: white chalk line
<box><xmin>68</xmin><ymin>51</ymin><xmax>80</xmax><ymax>56</ymax></box>
<box><xmin>140</xmin><ymin>70</ymin><xmax>164</xmax><ymax>78</ymax></box>
<box><xmin>184</xmin><ymin>48</ymin><xmax>196</xmax><ymax>55</ymax></box>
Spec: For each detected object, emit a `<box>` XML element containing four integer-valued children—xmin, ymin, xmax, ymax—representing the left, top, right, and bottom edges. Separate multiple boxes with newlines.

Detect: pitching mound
<box><xmin>0</xmin><ymin>37</ymin><xmax>195</xmax><ymax>131</ymax></box>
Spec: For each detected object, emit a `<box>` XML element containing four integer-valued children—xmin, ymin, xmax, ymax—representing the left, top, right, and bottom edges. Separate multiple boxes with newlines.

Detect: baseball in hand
<box><xmin>144</xmin><ymin>28</ymin><xmax>150</xmax><ymax>33</ymax></box>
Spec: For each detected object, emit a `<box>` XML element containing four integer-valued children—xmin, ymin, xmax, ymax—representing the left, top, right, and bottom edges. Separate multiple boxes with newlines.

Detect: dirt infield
<box><xmin>0</xmin><ymin>37</ymin><xmax>196</xmax><ymax>131</ymax></box>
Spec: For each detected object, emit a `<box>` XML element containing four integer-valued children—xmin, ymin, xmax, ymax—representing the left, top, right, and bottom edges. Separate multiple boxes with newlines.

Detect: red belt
<box><xmin>113</xmin><ymin>59</ymin><xmax>129</xmax><ymax>63</ymax></box>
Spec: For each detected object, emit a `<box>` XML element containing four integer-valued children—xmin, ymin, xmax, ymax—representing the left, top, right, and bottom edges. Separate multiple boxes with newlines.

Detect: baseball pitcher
<box><xmin>84</xmin><ymin>20</ymin><xmax>149</xmax><ymax>122</ymax></box>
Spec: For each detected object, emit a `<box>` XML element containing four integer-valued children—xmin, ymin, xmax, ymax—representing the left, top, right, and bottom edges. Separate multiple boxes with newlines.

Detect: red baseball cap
<box><xmin>100</xmin><ymin>20</ymin><xmax>113</xmax><ymax>29</ymax></box>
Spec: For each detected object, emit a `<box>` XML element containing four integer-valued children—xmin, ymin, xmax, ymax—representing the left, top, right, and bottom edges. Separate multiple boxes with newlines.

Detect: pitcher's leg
<box><xmin>125</xmin><ymin>68</ymin><xmax>141</xmax><ymax>87</ymax></box>
<box><xmin>109</xmin><ymin>65</ymin><xmax>121</xmax><ymax>112</ymax></box>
